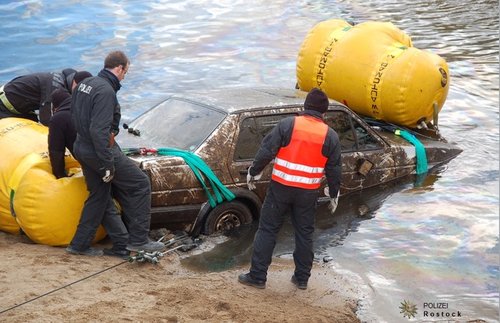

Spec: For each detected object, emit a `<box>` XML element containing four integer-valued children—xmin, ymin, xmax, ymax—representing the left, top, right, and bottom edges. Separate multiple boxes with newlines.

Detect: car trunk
<box><xmin>378</xmin><ymin>131</ymin><xmax>462</xmax><ymax>177</ymax></box>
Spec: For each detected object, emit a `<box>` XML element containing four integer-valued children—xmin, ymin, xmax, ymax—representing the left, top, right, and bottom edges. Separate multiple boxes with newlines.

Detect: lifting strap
<box><xmin>395</xmin><ymin>129</ymin><xmax>428</xmax><ymax>175</ymax></box>
<box><xmin>156</xmin><ymin>148</ymin><xmax>235</xmax><ymax>207</ymax></box>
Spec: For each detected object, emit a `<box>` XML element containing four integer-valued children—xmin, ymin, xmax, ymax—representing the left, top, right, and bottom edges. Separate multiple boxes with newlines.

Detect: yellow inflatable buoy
<box><xmin>0</xmin><ymin>118</ymin><xmax>106</xmax><ymax>245</ymax></box>
<box><xmin>296</xmin><ymin>19</ymin><xmax>449</xmax><ymax>128</ymax></box>
<box><xmin>0</xmin><ymin>118</ymin><xmax>48</xmax><ymax>234</ymax></box>
<box><xmin>12</xmin><ymin>157</ymin><xmax>106</xmax><ymax>246</ymax></box>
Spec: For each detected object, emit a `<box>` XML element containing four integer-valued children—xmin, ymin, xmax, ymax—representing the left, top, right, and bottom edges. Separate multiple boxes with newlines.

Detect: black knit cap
<box><xmin>304</xmin><ymin>88</ymin><xmax>329</xmax><ymax>113</ymax></box>
<box><xmin>74</xmin><ymin>71</ymin><xmax>92</xmax><ymax>84</ymax></box>
<box><xmin>51</xmin><ymin>88</ymin><xmax>70</xmax><ymax>110</ymax></box>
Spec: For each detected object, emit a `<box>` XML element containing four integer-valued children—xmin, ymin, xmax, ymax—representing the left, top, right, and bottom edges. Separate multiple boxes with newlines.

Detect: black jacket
<box><xmin>250</xmin><ymin>110</ymin><xmax>342</xmax><ymax>197</ymax></box>
<box><xmin>2</xmin><ymin>68</ymin><xmax>76</xmax><ymax>125</ymax></box>
<box><xmin>48</xmin><ymin>95</ymin><xmax>75</xmax><ymax>178</ymax></box>
<box><xmin>71</xmin><ymin>69</ymin><xmax>121</xmax><ymax>170</ymax></box>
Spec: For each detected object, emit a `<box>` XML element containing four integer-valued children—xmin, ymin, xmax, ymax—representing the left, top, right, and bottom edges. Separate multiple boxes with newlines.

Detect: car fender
<box><xmin>189</xmin><ymin>188</ymin><xmax>262</xmax><ymax>237</ymax></box>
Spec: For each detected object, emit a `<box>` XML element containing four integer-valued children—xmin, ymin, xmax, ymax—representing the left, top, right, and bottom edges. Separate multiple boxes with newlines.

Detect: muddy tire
<box><xmin>203</xmin><ymin>201</ymin><xmax>253</xmax><ymax>235</ymax></box>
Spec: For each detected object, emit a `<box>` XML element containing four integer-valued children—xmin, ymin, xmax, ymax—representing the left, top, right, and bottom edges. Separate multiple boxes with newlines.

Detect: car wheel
<box><xmin>204</xmin><ymin>201</ymin><xmax>253</xmax><ymax>235</ymax></box>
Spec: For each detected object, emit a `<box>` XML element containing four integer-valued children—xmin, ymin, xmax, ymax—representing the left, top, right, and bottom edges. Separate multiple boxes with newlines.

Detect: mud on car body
<box><xmin>117</xmin><ymin>87</ymin><xmax>462</xmax><ymax>236</ymax></box>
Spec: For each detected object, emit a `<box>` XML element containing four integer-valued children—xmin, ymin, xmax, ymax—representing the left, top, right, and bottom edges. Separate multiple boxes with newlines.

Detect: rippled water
<box><xmin>0</xmin><ymin>1</ymin><xmax>498</xmax><ymax>322</ymax></box>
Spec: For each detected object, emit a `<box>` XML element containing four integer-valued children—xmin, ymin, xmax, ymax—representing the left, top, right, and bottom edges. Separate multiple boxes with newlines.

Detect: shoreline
<box><xmin>0</xmin><ymin>231</ymin><xmax>360</xmax><ymax>322</ymax></box>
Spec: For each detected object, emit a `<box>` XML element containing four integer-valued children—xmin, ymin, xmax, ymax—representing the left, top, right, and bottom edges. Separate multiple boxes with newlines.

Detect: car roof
<box><xmin>171</xmin><ymin>87</ymin><xmax>329</xmax><ymax>113</ymax></box>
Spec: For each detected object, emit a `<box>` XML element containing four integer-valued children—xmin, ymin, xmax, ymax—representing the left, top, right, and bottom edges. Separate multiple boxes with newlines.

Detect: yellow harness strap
<box><xmin>0</xmin><ymin>85</ymin><xmax>20</xmax><ymax>114</ymax></box>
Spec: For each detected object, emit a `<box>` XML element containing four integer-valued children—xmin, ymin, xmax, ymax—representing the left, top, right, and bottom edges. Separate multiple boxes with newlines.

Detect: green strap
<box><xmin>0</xmin><ymin>85</ymin><xmax>20</xmax><ymax>114</ymax></box>
<box><xmin>156</xmin><ymin>148</ymin><xmax>235</xmax><ymax>207</ymax></box>
<box><xmin>395</xmin><ymin>129</ymin><xmax>428</xmax><ymax>175</ymax></box>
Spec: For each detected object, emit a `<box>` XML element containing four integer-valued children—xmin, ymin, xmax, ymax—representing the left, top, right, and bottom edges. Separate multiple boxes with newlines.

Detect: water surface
<box><xmin>0</xmin><ymin>1</ymin><xmax>497</xmax><ymax>322</ymax></box>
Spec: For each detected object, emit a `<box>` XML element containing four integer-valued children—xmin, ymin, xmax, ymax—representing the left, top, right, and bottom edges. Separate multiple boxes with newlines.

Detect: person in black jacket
<box><xmin>48</xmin><ymin>89</ymin><xmax>73</xmax><ymax>179</ymax></box>
<box><xmin>66</xmin><ymin>51</ymin><xmax>164</xmax><ymax>256</ymax></box>
<box><xmin>238</xmin><ymin>88</ymin><xmax>342</xmax><ymax>290</ymax></box>
<box><xmin>0</xmin><ymin>68</ymin><xmax>77</xmax><ymax>125</ymax></box>
<box><xmin>49</xmin><ymin>72</ymin><xmax>131</xmax><ymax>259</ymax></box>
<box><xmin>48</xmin><ymin>71</ymin><xmax>93</xmax><ymax>179</ymax></box>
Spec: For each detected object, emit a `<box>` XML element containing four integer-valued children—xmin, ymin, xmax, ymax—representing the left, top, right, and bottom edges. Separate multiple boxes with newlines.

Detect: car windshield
<box><xmin>129</xmin><ymin>98</ymin><xmax>226</xmax><ymax>151</ymax></box>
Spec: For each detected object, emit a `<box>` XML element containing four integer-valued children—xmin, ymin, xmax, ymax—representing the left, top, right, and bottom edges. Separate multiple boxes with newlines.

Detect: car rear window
<box><xmin>129</xmin><ymin>98</ymin><xmax>226</xmax><ymax>151</ymax></box>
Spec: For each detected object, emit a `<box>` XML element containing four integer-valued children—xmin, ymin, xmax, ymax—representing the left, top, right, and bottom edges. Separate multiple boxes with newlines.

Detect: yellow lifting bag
<box><xmin>0</xmin><ymin>118</ymin><xmax>48</xmax><ymax>234</ymax></box>
<box><xmin>296</xmin><ymin>19</ymin><xmax>449</xmax><ymax>128</ymax></box>
<box><xmin>12</xmin><ymin>157</ymin><xmax>106</xmax><ymax>246</ymax></box>
<box><xmin>0</xmin><ymin>118</ymin><xmax>106</xmax><ymax>245</ymax></box>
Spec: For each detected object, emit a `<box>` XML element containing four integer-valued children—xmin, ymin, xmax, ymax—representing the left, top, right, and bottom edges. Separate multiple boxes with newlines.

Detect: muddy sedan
<box><xmin>117</xmin><ymin>87</ymin><xmax>462</xmax><ymax>236</ymax></box>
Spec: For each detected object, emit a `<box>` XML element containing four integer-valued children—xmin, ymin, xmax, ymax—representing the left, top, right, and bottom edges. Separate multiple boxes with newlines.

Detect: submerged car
<box><xmin>117</xmin><ymin>87</ymin><xmax>462</xmax><ymax>236</ymax></box>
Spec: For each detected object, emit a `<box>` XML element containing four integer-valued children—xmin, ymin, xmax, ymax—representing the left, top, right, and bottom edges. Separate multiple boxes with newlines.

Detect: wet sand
<box><xmin>0</xmin><ymin>231</ymin><xmax>360</xmax><ymax>322</ymax></box>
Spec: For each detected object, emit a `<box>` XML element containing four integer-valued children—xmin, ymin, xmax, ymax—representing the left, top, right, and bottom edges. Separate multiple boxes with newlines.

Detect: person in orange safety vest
<box><xmin>238</xmin><ymin>88</ymin><xmax>341</xmax><ymax>290</ymax></box>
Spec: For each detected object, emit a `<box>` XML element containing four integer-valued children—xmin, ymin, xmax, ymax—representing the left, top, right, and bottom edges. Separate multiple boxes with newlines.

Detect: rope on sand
<box><xmin>0</xmin><ymin>260</ymin><xmax>127</xmax><ymax>315</ymax></box>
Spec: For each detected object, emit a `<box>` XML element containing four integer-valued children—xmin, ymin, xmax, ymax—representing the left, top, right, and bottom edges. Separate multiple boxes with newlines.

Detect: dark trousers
<box><xmin>250</xmin><ymin>181</ymin><xmax>319</xmax><ymax>282</ymax></box>
<box><xmin>110</xmin><ymin>145</ymin><xmax>152</xmax><ymax>245</ymax></box>
<box><xmin>70</xmin><ymin>144</ymin><xmax>151</xmax><ymax>250</ymax></box>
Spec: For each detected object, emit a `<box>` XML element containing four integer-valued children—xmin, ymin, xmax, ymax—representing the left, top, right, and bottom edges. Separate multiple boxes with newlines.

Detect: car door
<box><xmin>323</xmin><ymin>108</ymin><xmax>396</xmax><ymax>195</ymax></box>
<box><xmin>228</xmin><ymin>108</ymin><xmax>300</xmax><ymax>200</ymax></box>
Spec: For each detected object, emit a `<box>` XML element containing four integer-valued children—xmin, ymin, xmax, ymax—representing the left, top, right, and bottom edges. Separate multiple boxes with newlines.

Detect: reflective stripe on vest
<box><xmin>272</xmin><ymin>115</ymin><xmax>328</xmax><ymax>189</ymax></box>
<box><xmin>0</xmin><ymin>85</ymin><xmax>20</xmax><ymax>114</ymax></box>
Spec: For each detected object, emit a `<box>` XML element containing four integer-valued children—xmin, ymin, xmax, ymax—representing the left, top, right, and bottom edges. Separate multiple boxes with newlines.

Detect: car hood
<box><xmin>122</xmin><ymin>153</ymin><xmax>187</xmax><ymax>170</ymax></box>
<box><xmin>116</xmin><ymin>129</ymin><xmax>189</xmax><ymax>168</ymax></box>
<box><xmin>116</xmin><ymin>130</ymin><xmax>151</xmax><ymax>150</ymax></box>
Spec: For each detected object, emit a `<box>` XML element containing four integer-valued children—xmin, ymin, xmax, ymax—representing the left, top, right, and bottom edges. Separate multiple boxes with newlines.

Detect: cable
<box><xmin>0</xmin><ymin>260</ymin><xmax>127</xmax><ymax>315</ymax></box>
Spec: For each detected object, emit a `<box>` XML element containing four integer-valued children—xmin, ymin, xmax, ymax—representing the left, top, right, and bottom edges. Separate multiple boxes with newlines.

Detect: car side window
<box><xmin>324</xmin><ymin>111</ymin><xmax>382</xmax><ymax>152</ymax></box>
<box><xmin>324</xmin><ymin>111</ymin><xmax>355</xmax><ymax>152</ymax></box>
<box><xmin>234</xmin><ymin>113</ymin><xmax>295</xmax><ymax>160</ymax></box>
<box><xmin>352</xmin><ymin>119</ymin><xmax>382</xmax><ymax>150</ymax></box>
